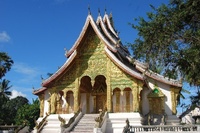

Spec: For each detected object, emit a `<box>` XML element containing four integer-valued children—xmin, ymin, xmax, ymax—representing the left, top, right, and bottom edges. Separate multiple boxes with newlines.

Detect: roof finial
<box><xmin>105</xmin><ymin>7</ymin><xmax>107</xmax><ymax>14</ymax></box>
<box><xmin>88</xmin><ymin>5</ymin><xmax>91</xmax><ymax>15</ymax></box>
<box><xmin>98</xmin><ymin>8</ymin><xmax>101</xmax><ymax>16</ymax></box>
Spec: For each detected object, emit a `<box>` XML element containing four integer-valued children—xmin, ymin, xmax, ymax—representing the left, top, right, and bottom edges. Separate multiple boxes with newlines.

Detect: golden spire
<box><xmin>98</xmin><ymin>8</ymin><xmax>101</xmax><ymax>16</ymax></box>
<box><xmin>88</xmin><ymin>5</ymin><xmax>91</xmax><ymax>15</ymax></box>
<box><xmin>104</xmin><ymin>7</ymin><xmax>107</xmax><ymax>15</ymax></box>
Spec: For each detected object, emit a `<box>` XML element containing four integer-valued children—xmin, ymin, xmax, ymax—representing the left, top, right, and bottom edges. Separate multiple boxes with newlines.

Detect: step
<box><xmin>108</xmin><ymin>112</ymin><xmax>141</xmax><ymax>118</ymax></box>
<box><xmin>70</xmin><ymin>114</ymin><xmax>98</xmax><ymax>133</ymax></box>
<box><xmin>37</xmin><ymin>114</ymin><xmax>75</xmax><ymax>133</ymax></box>
<box><xmin>105</xmin><ymin>112</ymin><xmax>142</xmax><ymax>133</ymax></box>
<box><xmin>41</xmin><ymin>128</ymin><xmax>61</xmax><ymax>133</ymax></box>
<box><xmin>166</xmin><ymin>115</ymin><xmax>180</xmax><ymax>125</ymax></box>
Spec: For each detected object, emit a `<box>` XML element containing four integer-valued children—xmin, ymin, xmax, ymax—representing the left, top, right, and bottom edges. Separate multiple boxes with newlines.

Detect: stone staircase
<box><xmin>70</xmin><ymin>114</ymin><xmax>98</xmax><ymax>133</ymax></box>
<box><xmin>39</xmin><ymin>114</ymin><xmax>74</xmax><ymax>133</ymax></box>
<box><xmin>105</xmin><ymin>112</ymin><xmax>142</xmax><ymax>133</ymax></box>
<box><xmin>166</xmin><ymin>115</ymin><xmax>180</xmax><ymax>125</ymax></box>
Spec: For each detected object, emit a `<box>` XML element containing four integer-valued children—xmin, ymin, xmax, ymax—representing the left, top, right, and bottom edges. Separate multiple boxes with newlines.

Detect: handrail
<box><xmin>130</xmin><ymin>124</ymin><xmax>198</xmax><ymax>132</ymax></box>
<box><xmin>34</xmin><ymin>112</ymin><xmax>49</xmax><ymax>133</ymax></box>
<box><xmin>59</xmin><ymin>108</ymin><xmax>83</xmax><ymax>132</ymax></box>
<box><xmin>0</xmin><ymin>125</ymin><xmax>19</xmax><ymax>133</ymax></box>
<box><xmin>123</xmin><ymin>119</ymin><xmax>198</xmax><ymax>133</ymax></box>
<box><xmin>94</xmin><ymin>109</ymin><xmax>107</xmax><ymax>128</ymax></box>
<box><xmin>100</xmin><ymin>111</ymin><xmax>107</xmax><ymax>127</ymax></box>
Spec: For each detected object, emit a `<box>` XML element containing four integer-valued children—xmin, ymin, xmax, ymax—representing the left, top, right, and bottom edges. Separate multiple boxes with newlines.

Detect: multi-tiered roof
<box><xmin>33</xmin><ymin>11</ymin><xmax>181</xmax><ymax>95</ymax></box>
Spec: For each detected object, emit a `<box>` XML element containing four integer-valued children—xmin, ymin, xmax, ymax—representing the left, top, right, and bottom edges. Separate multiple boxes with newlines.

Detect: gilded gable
<box><xmin>78</xmin><ymin>28</ymin><xmax>108</xmax><ymax>79</ymax></box>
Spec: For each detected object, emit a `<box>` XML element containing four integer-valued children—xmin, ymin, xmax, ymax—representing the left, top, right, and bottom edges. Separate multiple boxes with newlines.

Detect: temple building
<box><xmin>33</xmin><ymin>10</ymin><xmax>182</xmax><ymax>131</ymax></box>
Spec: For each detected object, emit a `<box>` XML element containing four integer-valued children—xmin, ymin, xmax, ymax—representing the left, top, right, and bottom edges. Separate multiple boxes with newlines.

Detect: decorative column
<box><xmin>132</xmin><ymin>80</ymin><xmax>138</xmax><ymax>112</ymax></box>
<box><xmin>74</xmin><ymin>59</ymin><xmax>80</xmax><ymax>113</ymax></box>
<box><xmin>171</xmin><ymin>87</ymin><xmax>181</xmax><ymax>115</ymax></box>
<box><xmin>49</xmin><ymin>87</ymin><xmax>59</xmax><ymax>114</ymax></box>
<box><xmin>106</xmin><ymin>58</ymin><xmax>112</xmax><ymax>112</ymax></box>
<box><xmin>74</xmin><ymin>78</ymin><xmax>80</xmax><ymax>112</ymax></box>
<box><xmin>38</xmin><ymin>93</ymin><xmax>44</xmax><ymax>117</ymax></box>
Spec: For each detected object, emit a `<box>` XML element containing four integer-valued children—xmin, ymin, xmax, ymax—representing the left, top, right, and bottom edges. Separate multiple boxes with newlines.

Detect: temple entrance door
<box><xmin>96</xmin><ymin>94</ymin><xmax>106</xmax><ymax>113</ymax></box>
<box><xmin>147</xmin><ymin>88</ymin><xmax>165</xmax><ymax>125</ymax></box>
<box><xmin>150</xmin><ymin>97</ymin><xmax>163</xmax><ymax>114</ymax></box>
<box><xmin>92</xmin><ymin>75</ymin><xmax>107</xmax><ymax>113</ymax></box>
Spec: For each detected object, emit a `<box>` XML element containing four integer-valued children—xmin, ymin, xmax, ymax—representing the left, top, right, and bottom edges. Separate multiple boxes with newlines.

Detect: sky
<box><xmin>0</xmin><ymin>0</ymin><xmax>197</xmax><ymax>114</ymax></box>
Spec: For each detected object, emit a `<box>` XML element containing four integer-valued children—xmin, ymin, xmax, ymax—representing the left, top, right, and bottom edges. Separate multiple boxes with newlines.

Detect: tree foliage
<box><xmin>0</xmin><ymin>96</ymin><xmax>29</xmax><ymax>125</ymax></box>
<box><xmin>15</xmin><ymin>99</ymin><xmax>40</xmax><ymax>130</ymax></box>
<box><xmin>129</xmin><ymin>0</ymin><xmax>200</xmax><ymax>86</ymax></box>
<box><xmin>0</xmin><ymin>79</ymin><xmax>12</xmax><ymax>125</ymax></box>
<box><xmin>190</xmin><ymin>88</ymin><xmax>200</xmax><ymax>106</ymax></box>
<box><xmin>0</xmin><ymin>79</ymin><xmax>12</xmax><ymax>99</ymax></box>
<box><xmin>0</xmin><ymin>52</ymin><xmax>14</xmax><ymax>79</ymax></box>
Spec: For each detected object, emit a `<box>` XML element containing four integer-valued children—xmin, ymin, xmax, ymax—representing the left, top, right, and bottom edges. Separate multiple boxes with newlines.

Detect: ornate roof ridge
<box><xmin>144</xmin><ymin>69</ymin><xmax>182</xmax><ymax>87</ymax></box>
<box><xmin>66</xmin><ymin>14</ymin><xmax>117</xmax><ymax>58</ymax></box>
<box><xmin>33</xmin><ymin>11</ymin><xmax>182</xmax><ymax>95</ymax></box>
<box><xmin>126</xmin><ymin>56</ymin><xmax>182</xmax><ymax>87</ymax></box>
<box><xmin>103</xmin><ymin>13</ymin><xmax>118</xmax><ymax>37</ymax></box>
<box><xmin>97</xmin><ymin>15</ymin><xmax>119</xmax><ymax>45</ymax></box>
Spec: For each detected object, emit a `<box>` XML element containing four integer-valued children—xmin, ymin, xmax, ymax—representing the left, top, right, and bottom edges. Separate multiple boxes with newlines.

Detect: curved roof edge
<box><xmin>125</xmin><ymin>55</ymin><xmax>182</xmax><ymax>87</ymax></box>
<box><xmin>33</xmin><ymin>87</ymin><xmax>47</xmax><ymax>95</ymax></box>
<box><xmin>97</xmin><ymin>15</ymin><xmax>118</xmax><ymax>45</ymax></box>
<box><xmin>103</xmin><ymin>13</ymin><xmax>119</xmax><ymax>37</ymax></box>
<box><xmin>145</xmin><ymin>70</ymin><xmax>182</xmax><ymax>87</ymax></box>
<box><xmin>105</xmin><ymin>47</ymin><xmax>144</xmax><ymax>80</ymax></box>
<box><xmin>135</xmin><ymin>64</ymin><xmax>182</xmax><ymax>87</ymax></box>
<box><xmin>42</xmin><ymin>50</ymin><xmax>77</xmax><ymax>87</ymax></box>
<box><xmin>66</xmin><ymin>14</ymin><xmax>117</xmax><ymax>58</ymax></box>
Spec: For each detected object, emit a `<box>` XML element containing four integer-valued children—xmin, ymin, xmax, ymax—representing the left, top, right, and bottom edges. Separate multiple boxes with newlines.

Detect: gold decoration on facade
<box><xmin>48</xmin><ymin>89</ymin><xmax>60</xmax><ymax>114</ymax></box>
<box><xmin>39</xmin><ymin>24</ymin><xmax>144</xmax><ymax>115</ymax></box>
<box><xmin>38</xmin><ymin>94</ymin><xmax>44</xmax><ymax>117</ymax></box>
<box><xmin>170</xmin><ymin>87</ymin><xmax>181</xmax><ymax>115</ymax></box>
<box><xmin>148</xmin><ymin>87</ymin><xmax>165</xmax><ymax>114</ymax></box>
<box><xmin>106</xmin><ymin>57</ymin><xmax>112</xmax><ymax>112</ymax></box>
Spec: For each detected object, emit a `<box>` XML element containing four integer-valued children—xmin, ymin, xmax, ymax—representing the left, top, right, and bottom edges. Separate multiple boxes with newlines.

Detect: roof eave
<box><xmin>42</xmin><ymin>50</ymin><xmax>77</xmax><ymax>87</ymax></box>
<box><xmin>105</xmin><ymin>47</ymin><xmax>144</xmax><ymax>80</ymax></box>
<box><xmin>32</xmin><ymin>87</ymin><xmax>47</xmax><ymax>95</ymax></box>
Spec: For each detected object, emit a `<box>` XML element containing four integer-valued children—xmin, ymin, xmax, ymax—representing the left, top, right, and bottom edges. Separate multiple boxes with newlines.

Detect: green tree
<box><xmin>0</xmin><ymin>52</ymin><xmax>14</xmax><ymax>124</ymax></box>
<box><xmin>4</xmin><ymin>96</ymin><xmax>29</xmax><ymax>125</ymax></box>
<box><xmin>190</xmin><ymin>87</ymin><xmax>200</xmax><ymax>106</ymax></box>
<box><xmin>15</xmin><ymin>99</ymin><xmax>40</xmax><ymax>130</ymax></box>
<box><xmin>0</xmin><ymin>52</ymin><xmax>14</xmax><ymax>79</ymax></box>
<box><xmin>0</xmin><ymin>79</ymin><xmax>12</xmax><ymax>124</ymax></box>
<box><xmin>129</xmin><ymin>0</ymin><xmax>200</xmax><ymax>86</ymax></box>
<box><xmin>0</xmin><ymin>79</ymin><xmax>12</xmax><ymax>99</ymax></box>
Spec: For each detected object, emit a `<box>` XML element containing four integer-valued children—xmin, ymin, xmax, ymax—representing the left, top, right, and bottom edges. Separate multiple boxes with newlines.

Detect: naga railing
<box><xmin>123</xmin><ymin>119</ymin><xmax>198</xmax><ymax>133</ymax></box>
<box><xmin>130</xmin><ymin>125</ymin><xmax>198</xmax><ymax>132</ymax></box>
<box><xmin>58</xmin><ymin>108</ymin><xmax>83</xmax><ymax>133</ymax></box>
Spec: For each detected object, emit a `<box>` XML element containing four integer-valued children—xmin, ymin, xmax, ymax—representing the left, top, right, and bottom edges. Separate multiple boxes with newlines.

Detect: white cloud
<box><xmin>12</xmin><ymin>62</ymin><xmax>42</xmax><ymax>84</ymax></box>
<box><xmin>9</xmin><ymin>90</ymin><xmax>26</xmax><ymax>99</ymax></box>
<box><xmin>13</xmin><ymin>62</ymin><xmax>39</xmax><ymax>75</ymax></box>
<box><xmin>0</xmin><ymin>31</ymin><xmax>10</xmax><ymax>42</ymax></box>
